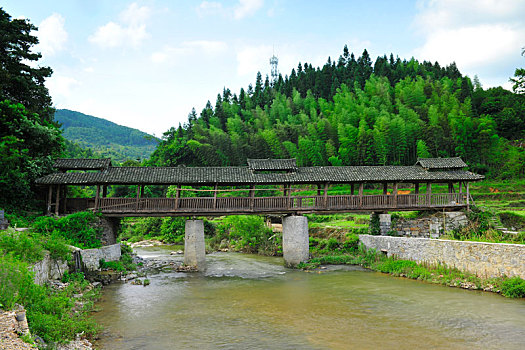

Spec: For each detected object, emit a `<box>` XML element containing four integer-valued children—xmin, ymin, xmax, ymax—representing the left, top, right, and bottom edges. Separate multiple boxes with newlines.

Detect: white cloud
<box><xmin>414</xmin><ymin>24</ymin><xmax>520</xmax><ymax>68</ymax></box>
<box><xmin>89</xmin><ymin>2</ymin><xmax>151</xmax><ymax>48</ymax></box>
<box><xmin>34</xmin><ymin>13</ymin><xmax>68</xmax><ymax>56</ymax></box>
<box><xmin>412</xmin><ymin>0</ymin><xmax>525</xmax><ymax>81</ymax></box>
<box><xmin>197</xmin><ymin>1</ymin><xmax>223</xmax><ymax>17</ymax></box>
<box><xmin>46</xmin><ymin>75</ymin><xmax>80</xmax><ymax>98</ymax></box>
<box><xmin>197</xmin><ymin>0</ymin><xmax>263</xmax><ymax>19</ymax></box>
<box><xmin>151</xmin><ymin>41</ymin><xmax>227</xmax><ymax>64</ymax></box>
<box><xmin>234</xmin><ymin>0</ymin><xmax>264</xmax><ymax>19</ymax></box>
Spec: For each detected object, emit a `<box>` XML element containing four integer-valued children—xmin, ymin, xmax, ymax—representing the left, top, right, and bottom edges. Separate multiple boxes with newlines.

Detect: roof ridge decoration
<box><xmin>415</xmin><ymin>157</ymin><xmax>467</xmax><ymax>170</ymax></box>
<box><xmin>247</xmin><ymin>158</ymin><xmax>298</xmax><ymax>172</ymax></box>
<box><xmin>53</xmin><ymin>158</ymin><xmax>112</xmax><ymax>171</ymax></box>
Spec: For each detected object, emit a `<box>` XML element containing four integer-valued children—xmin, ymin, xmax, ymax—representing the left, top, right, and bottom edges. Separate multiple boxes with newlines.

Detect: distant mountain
<box><xmin>54</xmin><ymin>109</ymin><xmax>159</xmax><ymax>163</ymax></box>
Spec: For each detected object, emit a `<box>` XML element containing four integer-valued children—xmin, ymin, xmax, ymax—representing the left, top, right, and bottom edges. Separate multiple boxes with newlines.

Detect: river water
<box><xmin>94</xmin><ymin>247</ymin><xmax>525</xmax><ymax>349</ymax></box>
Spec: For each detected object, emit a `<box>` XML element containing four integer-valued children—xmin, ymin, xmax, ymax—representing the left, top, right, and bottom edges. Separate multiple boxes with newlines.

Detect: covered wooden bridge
<box><xmin>36</xmin><ymin>157</ymin><xmax>483</xmax><ymax>217</ymax></box>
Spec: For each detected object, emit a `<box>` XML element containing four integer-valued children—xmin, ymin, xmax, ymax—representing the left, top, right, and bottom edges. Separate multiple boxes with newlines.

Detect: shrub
<box><xmin>0</xmin><ymin>255</ymin><xmax>34</xmax><ymax>309</ymax></box>
<box><xmin>213</xmin><ymin>216</ymin><xmax>278</xmax><ymax>254</ymax></box>
<box><xmin>32</xmin><ymin>212</ymin><xmax>102</xmax><ymax>249</ymax></box>
<box><xmin>0</xmin><ymin>228</ymin><xmax>45</xmax><ymax>263</ymax></box>
<box><xmin>500</xmin><ymin>277</ymin><xmax>525</xmax><ymax>298</ymax></box>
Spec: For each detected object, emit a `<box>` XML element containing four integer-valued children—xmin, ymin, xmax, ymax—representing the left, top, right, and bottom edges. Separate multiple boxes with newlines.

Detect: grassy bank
<box><xmin>0</xmin><ymin>211</ymin><xmax>106</xmax><ymax>345</ymax></box>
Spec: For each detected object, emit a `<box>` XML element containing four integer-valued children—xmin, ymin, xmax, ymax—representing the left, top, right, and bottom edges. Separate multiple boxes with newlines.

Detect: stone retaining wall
<box><xmin>359</xmin><ymin>235</ymin><xmax>525</xmax><ymax>279</ymax></box>
<box><xmin>80</xmin><ymin>243</ymin><xmax>121</xmax><ymax>271</ymax></box>
<box><xmin>31</xmin><ymin>252</ymin><xmax>68</xmax><ymax>285</ymax></box>
<box><xmin>371</xmin><ymin>212</ymin><xmax>468</xmax><ymax>238</ymax></box>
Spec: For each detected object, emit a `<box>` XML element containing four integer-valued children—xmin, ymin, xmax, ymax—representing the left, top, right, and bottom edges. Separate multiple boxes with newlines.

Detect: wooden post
<box><xmin>358</xmin><ymin>183</ymin><xmax>364</xmax><ymax>207</ymax></box>
<box><xmin>317</xmin><ymin>184</ymin><xmax>322</xmax><ymax>196</ymax></box>
<box><xmin>448</xmin><ymin>182</ymin><xmax>454</xmax><ymax>193</ymax></box>
<box><xmin>54</xmin><ymin>185</ymin><xmax>60</xmax><ymax>216</ymax></box>
<box><xmin>415</xmin><ymin>183</ymin><xmax>419</xmax><ymax>195</ymax></box>
<box><xmin>459</xmin><ymin>181</ymin><xmax>463</xmax><ymax>193</ymax></box>
<box><xmin>62</xmin><ymin>185</ymin><xmax>67</xmax><ymax>214</ymax></box>
<box><xmin>287</xmin><ymin>184</ymin><xmax>292</xmax><ymax>209</ymax></box>
<box><xmin>426</xmin><ymin>182</ymin><xmax>432</xmax><ymax>206</ymax></box>
<box><xmin>102</xmin><ymin>185</ymin><xmax>107</xmax><ymax>198</ymax></box>
<box><xmin>140</xmin><ymin>185</ymin><xmax>145</xmax><ymax>198</ymax></box>
<box><xmin>324</xmin><ymin>183</ymin><xmax>329</xmax><ymax>208</ymax></box>
<box><xmin>393</xmin><ymin>182</ymin><xmax>398</xmax><ymax>207</ymax></box>
<box><xmin>47</xmin><ymin>185</ymin><xmax>53</xmax><ymax>215</ymax></box>
<box><xmin>175</xmin><ymin>184</ymin><xmax>180</xmax><ymax>209</ymax></box>
<box><xmin>351</xmin><ymin>183</ymin><xmax>355</xmax><ymax>196</ymax></box>
<box><xmin>466</xmin><ymin>182</ymin><xmax>470</xmax><ymax>210</ymax></box>
<box><xmin>213</xmin><ymin>183</ymin><xmax>218</xmax><ymax>209</ymax></box>
<box><xmin>383</xmin><ymin>182</ymin><xmax>388</xmax><ymax>195</ymax></box>
<box><xmin>136</xmin><ymin>185</ymin><xmax>140</xmax><ymax>211</ymax></box>
<box><xmin>94</xmin><ymin>185</ymin><xmax>100</xmax><ymax>211</ymax></box>
<box><xmin>250</xmin><ymin>184</ymin><xmax>255</xmax><ymax>210</ymax></box>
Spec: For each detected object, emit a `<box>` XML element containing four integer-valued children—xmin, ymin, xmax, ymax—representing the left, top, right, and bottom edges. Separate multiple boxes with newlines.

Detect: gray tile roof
<box><xmin>415</xmin><ymin>157</ymin><xmax>467</xmax><ymax>169</ymax></box>
<box><xmin>36</xmin><ymin>163</ymin><xmax>483</xmax><ymax>186</ymax></box>
<box><xmin>247</xmin><ymin>158</ymin><xmax>297</xmax><ymax>171</ymax></box>
<box><xmin>54</xmin><ymin>158</ymin><xmax>112</xmax><ymax>170</ymax></box>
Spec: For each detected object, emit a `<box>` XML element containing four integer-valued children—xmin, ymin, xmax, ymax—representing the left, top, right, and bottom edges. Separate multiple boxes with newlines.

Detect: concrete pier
<box><xmin>282</xmin><ymin>215</ymin><xmax>309</xmax><ymax>267</ymax></box>
<box><xmin>184</xmin><ymin>220</ymin><xmax>206</xmax><ymax>269</ymax></box>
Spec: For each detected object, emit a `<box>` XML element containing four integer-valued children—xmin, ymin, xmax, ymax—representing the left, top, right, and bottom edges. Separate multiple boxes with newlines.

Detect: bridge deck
<box><xmin>65</xmin><ymin>193</ymin><xmax>467</xmax><ymax>217</ymax></box>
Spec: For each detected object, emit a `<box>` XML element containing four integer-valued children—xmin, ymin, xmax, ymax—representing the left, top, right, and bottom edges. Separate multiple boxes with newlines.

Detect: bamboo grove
<box><xmin>150</xmin><ymin>46</ymin><xmax>525</xmax><ymax>179</ymax></box>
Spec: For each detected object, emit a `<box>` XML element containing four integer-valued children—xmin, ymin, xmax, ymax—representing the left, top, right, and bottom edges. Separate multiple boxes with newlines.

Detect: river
<box><xmin>93</xmin><ymin>246</ymin><xmax>525</xmax><ymax>349</ymax></box>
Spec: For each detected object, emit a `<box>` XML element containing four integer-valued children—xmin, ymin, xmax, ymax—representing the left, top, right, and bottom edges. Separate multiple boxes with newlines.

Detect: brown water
<box><xmin>94</xmin><ymin>247</ymin><xmax>525</xmax><ymax>349</ymax></box>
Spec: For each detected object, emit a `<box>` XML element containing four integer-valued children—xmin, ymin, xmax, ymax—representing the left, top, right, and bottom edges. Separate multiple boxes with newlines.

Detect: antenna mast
<box><xmin>269</xmin><ymin>48</ymin><xmax>279</xmax><ymax>83</ymax></box>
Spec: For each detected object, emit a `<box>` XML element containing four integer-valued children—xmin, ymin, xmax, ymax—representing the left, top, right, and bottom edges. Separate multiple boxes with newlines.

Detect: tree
<box><xmin>0</xmin><ymin>101</ymin><xmax>63</xmax><ymax>209</ymax></box>
<box><xmin>0</xmin><ymin>8</ymin><xmax>54</xmax><ymax>121</ymax></box>
<box><xmin>510</xmin><ymin>68</ymin><xmax>525</xmax><ymax>94</ymax></box>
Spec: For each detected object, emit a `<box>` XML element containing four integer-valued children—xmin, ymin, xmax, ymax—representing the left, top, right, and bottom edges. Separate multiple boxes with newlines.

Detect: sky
<box><xmin>2</xmin><ymin>0</ymin><xmax>524</xmax><ymax>136</ymax></box>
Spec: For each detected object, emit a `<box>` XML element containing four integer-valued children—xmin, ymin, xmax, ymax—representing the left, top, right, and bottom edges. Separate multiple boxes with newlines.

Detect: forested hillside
<box><xmin>55</xmin><ymin>109</ymin><xmax>159</xmax><ymax>162</ymax></box>
<box><xmin>150</xmin><ymin>46</ymin><xmax>524</xmax><ymax>178</ymax></box>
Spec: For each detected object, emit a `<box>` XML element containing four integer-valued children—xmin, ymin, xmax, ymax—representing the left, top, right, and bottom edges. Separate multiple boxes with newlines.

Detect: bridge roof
<box><xmin>36</xmin><ymin>162</ymin><xmax>483</xmax><ymax>186</ymax></box>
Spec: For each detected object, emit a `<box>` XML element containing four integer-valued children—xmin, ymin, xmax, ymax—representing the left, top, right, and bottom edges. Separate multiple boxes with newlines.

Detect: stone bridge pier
<box><xmin>282</xmin><ymin>215</ymin><xmax>309</xmax><ymax>267</ymax></box>
<box><xmin>183</xmin><ymin>216</ymin><xmax>310</xmax><ymax>269</ymax></box>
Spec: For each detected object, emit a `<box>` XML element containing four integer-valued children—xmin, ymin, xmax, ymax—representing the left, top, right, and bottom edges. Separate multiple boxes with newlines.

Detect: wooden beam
<box><xmin>383</xmin><ymin>182</ymin><xmax>388</xmax><ymax>195</ymax></box>
<box><xmin>55</xmin><ymin>185</ymin><xmax>60</xmax><ymax>216</ymax></box>
<box><xmin>415</xmin><ymin>183</ymin><xmax>419</xmax><ymax>195</ymax></box>
<box><xmin>47</xmin><ymin>185</ymin><xmax>53</xmax><ymax>215</ymax></box>
<box><xmin>351</xmin><ymin>183</ymin><xmax>355</xmax><ymax>196</ymax></box>
<box><xmin>63</xmin><ymin>185</ymin><xmax>67</xmax><ymax>214</ymax></box>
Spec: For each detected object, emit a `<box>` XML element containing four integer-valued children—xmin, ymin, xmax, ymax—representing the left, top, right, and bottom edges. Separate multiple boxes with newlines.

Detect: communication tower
<box><xmin>269</xmin><ymin>51</ymin><xmax>279</xmax><ymax>83</ymax></box>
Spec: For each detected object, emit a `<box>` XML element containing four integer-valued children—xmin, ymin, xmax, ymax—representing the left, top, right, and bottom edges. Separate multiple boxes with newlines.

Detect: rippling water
<box><xmin>94</xmin><ymin>247</ymin><xmax>525</xmax><ymax>349</ymax></box>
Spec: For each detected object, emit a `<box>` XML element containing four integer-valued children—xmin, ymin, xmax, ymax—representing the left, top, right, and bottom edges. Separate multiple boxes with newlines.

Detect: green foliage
<box><xmin>148</xmin><ymin>46</ymin><xmax>523</xmax><ymax>179</ymax></box>
<box><xmin>500</xmin><ymin>277</ymin><xmax>525</xmax><ymax>298</ymax></box>
<box><xmin>32</xmin><ymin>212</ymin><xmax>102</xmax><ymax>249</ymax></box>
<box><xmin>211</xmin><ymin>216</ymin><xmax>279</xmax><ymax>255</ymax></box>
<box><xmin>369</xmin><ymin>213</ymin><xmax>381</xmax><ymax>235</ymax></box>
<box><xmin>0</xmin><ymin>228</ymin><xmax>45</xmax><ymax>263</ymax></box>
<box><xmin>0</xmin><ymin>255</ymin><xmax>34</xmax><ymax>309</ymax></box>
<box><xmin>61</xmin><ymin>271</ymin><xmax>85</xmax><ymax>284</ymax></box>
<box><xmin>0</xmin><ymin>101</ymin><xmax>64</xmax><ymax>210</ymax></box>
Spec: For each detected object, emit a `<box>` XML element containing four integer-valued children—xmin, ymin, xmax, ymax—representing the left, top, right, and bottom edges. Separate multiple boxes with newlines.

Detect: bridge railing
<box><xmin>91</xmin><ymin>193</ymin><xmax>466</xmax><ymax>214</ymax></box>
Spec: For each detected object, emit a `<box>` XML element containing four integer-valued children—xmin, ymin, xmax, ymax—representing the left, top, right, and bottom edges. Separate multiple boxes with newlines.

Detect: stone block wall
<box><xmin>359</xmin><ymin>234</ymin><xmax>525</xmax><ymax>279</ymax></box>
<box><xmin>80</xmin><ymin>243</ymin><xmax>121</xmax><ymax>271</ymax></box>
<box><xmin>371</xmin><ymin>211</ymin><xmax>468</xmax><ymax>238</ymax></box>
<box><xmin>94</xmin><ymin>217</ymin><xmax>119</xmax><ymax>245</ymax></box>
<box><xmin>31</xmin><ymin>252</ymin><xmax>68</xmax><ymax>285</ymax></box>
